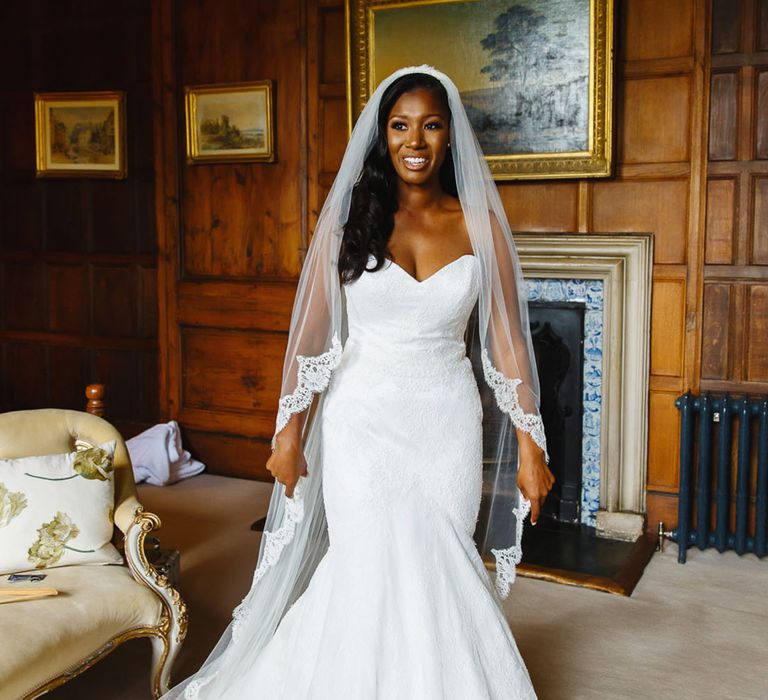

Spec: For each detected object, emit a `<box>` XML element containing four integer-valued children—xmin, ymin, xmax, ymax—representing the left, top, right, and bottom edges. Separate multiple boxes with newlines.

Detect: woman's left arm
<box><xmin>484</xmin><ymin>212</ymin><xmax>555</xmax><ymax>525</ymax></box>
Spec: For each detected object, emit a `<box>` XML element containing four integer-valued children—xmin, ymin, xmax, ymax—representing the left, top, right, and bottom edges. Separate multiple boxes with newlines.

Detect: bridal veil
<box><xmin>165</xmin><ymin>64</ymin><xmax>547</xmax><ymax>700</ymax></box>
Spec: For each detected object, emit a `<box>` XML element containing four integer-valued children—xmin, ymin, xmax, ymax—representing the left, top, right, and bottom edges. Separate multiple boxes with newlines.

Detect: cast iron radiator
<box><xmin>666</xmin><ymin>392</ymin><xmax>768</xmax><ymax>563</ymax></box>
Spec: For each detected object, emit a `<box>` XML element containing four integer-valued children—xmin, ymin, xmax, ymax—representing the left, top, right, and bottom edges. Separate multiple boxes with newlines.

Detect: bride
<box><xmin>162</xmin><ymin>64</ymin><xmax>555</xmax><ymax>700</ymax></box>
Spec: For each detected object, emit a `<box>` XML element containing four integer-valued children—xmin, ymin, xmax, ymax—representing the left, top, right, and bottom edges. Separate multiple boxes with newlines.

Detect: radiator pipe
<box><xmin>715</xmin><ymin>395</ymin><xmax>732</xmax><ymax>553</ymax></box>
<box><xmin>696</xmin><ymin>393</ymin><xmax>712</xmax><ymax>551</ymax></box>
<box><xmin>756</xmin><ymin>400</ymin><xmax>768</xmax><ymax>558</ymax></box>
<box><xmin>735</xmin><ymin>398</ymin><xmax>751</xmax><ymax>554</ymax></box>
<box><xmin>676</xmin><ymin>392</ymin><xmax>694</xmax><ymax>563</ymax></box>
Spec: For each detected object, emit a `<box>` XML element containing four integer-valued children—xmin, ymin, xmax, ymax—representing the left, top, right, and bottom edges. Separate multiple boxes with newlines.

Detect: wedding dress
<box><xmin>209</xmin><ymin>252</ymin><xmax>537</xmax><ymax>699</ymax></box>
<box><xmin>164</xmin><ymin>64</ymin><xmax>546</xmax><ymax>700</ymax></box>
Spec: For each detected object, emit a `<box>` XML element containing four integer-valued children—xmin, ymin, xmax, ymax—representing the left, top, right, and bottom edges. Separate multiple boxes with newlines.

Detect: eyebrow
<box><xmin>388</xmin><ymin>113</ymin><xmax>445</xmax><ymax>120</ymax></box>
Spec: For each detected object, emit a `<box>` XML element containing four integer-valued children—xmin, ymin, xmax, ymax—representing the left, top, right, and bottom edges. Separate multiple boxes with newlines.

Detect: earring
<box><xmin>447</xmin><ymin>142</ymin><xmax>451</xmax><ymax>148</ymax></box>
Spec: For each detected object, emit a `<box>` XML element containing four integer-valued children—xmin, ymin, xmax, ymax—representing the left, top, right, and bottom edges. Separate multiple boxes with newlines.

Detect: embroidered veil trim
<box><xmin>271</xmin><ymin>333</ymin><xmax>343</xmax><ymax>450</ymax></box>
<box><xmin>480</xmin><ymin>348</ymin><xmax>549</xmax><ymax>462</ymax></box>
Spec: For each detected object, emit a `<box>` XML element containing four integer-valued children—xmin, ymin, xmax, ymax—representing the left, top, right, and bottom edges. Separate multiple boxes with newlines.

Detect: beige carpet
<box><xmin>46</xmin><ymin>474</ymin><xmax>768</xmax><ymax>700</ymax></box>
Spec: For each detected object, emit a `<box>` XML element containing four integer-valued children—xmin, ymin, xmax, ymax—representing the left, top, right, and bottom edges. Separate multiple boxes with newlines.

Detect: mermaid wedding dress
<box><xmin>213</xmin><ymin>252</ymin><xmax>537</xmax><ymax>699</ymax></box>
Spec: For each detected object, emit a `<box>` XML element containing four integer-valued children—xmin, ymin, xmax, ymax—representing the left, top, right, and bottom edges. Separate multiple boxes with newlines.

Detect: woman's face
<box><xmin>386</xmin><ymin>87</ymin><xmax>450</xmax><ymax>187</ymax></box>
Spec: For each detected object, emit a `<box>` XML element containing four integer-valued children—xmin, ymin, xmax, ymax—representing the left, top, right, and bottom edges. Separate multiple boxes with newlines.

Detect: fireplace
<box><xmin>470</xmin><ymin>234</ymin><xmax>653</xmax><ymax>548</ymax></box>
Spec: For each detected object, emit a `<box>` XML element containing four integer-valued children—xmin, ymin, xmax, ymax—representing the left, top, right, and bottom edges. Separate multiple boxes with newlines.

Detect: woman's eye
<box><xmin>391</xmin><ymin>122</ymin><xmax>406</xmax><ymax>130</ymax></box>
<box><xmin>425</xmin><ymin>122</ymin><xmax>442</xmax><ymax>130</ymax></box>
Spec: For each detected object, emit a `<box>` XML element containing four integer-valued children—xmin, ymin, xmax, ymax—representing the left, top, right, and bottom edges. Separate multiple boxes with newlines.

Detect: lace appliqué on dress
<box><xmin>480</xmin><ymin>348</ymin><xmax>549</xmax><ymax>462</ymax></box>
<box><xmin>490</xmin><ymin>492</ymin><xmax>531</xmax><ymax>599</ymax></box>
<box><xmin>271</xmin><ymin>333</ymin><xmax>343</xmax><ymax>450</ymax></box>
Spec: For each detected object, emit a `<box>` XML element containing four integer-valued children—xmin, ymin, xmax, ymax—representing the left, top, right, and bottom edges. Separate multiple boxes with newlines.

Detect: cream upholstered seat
<box><xmin>0</xmin><ymin>409</ymin><xmax>187</xmax><ymax>700</ymax></box>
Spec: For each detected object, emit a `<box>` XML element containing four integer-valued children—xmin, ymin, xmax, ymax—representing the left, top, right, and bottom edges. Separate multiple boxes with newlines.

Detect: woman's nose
<box><xmin>406</xmin><ymin>129</ymin><xmax>425</xmax><ymax>148</ymax></box>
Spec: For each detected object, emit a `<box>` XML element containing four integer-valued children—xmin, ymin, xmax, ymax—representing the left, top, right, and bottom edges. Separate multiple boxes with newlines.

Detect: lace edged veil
<box><xmin>163</xmin><ymin>64</ymin><xmax>548</xmax><ymax>700</ymax></box>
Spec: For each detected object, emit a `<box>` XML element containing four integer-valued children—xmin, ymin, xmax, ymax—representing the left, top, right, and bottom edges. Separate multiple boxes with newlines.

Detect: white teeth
<box><xmin>404</xmin><ymin>157</ymin><xmax>427</xmax><ymax>164</ymax></box>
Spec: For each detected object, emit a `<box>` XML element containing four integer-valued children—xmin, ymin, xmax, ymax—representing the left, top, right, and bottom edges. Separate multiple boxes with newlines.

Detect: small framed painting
<box><xmin>34</xmin><ymin>91</ymin><xmax>127</xmax><ymax>179</ymax></box>
<box><xmin>184</xmin><ymin>81</ymin><xmax>275</xmax><ymax>164</ymax></box>
<box><xmin>347</xmin><ymin>0</ymin><xmax>614</xmax><ymax>180</ymax></box>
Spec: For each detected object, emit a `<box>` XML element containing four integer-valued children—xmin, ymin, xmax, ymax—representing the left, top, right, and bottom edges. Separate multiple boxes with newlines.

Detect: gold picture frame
<box><xmin>184</xmin><ymin>81</ymin><xmax>275</xmax><ymax>164</ymax></box>
<box><xmin>34</xmin><ymin>91</ymin><xmax>127</xmax><ymax>179</ymax></box>
<box><xmin>346</xmin><ymin>0</ymin><xmax>614</xmax><ymax>180</ymax></box>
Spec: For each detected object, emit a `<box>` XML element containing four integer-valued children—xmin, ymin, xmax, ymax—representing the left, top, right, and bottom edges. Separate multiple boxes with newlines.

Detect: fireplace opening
<box><xmin>529</xmin><ymin>301</ymin><xmax>585</xmax><ymax>524</ymax></box>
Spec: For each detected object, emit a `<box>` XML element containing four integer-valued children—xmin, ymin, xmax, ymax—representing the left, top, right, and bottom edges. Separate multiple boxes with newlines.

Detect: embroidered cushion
<box><xmin>0</xmin><ymin>441</ymin><xmax>124</xmax><ymax>575</ymax></box>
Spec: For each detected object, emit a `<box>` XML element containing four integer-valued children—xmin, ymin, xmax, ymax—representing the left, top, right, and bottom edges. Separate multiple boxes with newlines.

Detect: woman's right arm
<box><xmin>266</xmin><ymin>400</ymin><xmax>315</xmax><ymax>498</ymax></box>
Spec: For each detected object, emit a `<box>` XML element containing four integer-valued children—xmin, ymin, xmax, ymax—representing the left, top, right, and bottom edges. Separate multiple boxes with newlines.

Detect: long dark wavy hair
<box><xmin>338</xmin><ymin>73</ymin><xmax>458</xmax><ymax>284</ymax></box>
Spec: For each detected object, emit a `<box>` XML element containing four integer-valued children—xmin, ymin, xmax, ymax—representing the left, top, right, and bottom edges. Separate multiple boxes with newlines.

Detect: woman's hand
<box><xmin>516</xmin><ymin>432</ymin><xmax>555</xmax><ymax>526</ymax></box>
<box><xmin>266</xmin><ymin>435</ymin><xmax>308</xmax><ymax>498</ymax></box>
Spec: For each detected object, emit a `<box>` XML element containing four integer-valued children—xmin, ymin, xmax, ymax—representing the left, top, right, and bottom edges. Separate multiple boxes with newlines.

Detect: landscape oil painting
<box><xmin>185</xmin><ymin>81</ymin><xmax>275</xmax><ymax>163</ymax></box>
<box><xmin>347</xmin><ymin>0</ymin><xmax>614</xmax><ymax>179</ymax></box>
<box><xmin>34</xmin><ymin>91</ymin><xmax>126</xmax><ymax>178</ymax></box>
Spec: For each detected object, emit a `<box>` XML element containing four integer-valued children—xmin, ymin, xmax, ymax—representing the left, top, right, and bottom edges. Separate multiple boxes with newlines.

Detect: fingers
<box><xmin>530</xmin><ymin>499</ymin><xmax>540</xmax><ymax>526</ymax></box>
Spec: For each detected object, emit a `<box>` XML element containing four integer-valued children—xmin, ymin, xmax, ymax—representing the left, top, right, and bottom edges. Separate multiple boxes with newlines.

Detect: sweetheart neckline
<box><xmin>382</xmin><ymin>254</ymin><xmax>476</xmax><ymax>285</ymax></box>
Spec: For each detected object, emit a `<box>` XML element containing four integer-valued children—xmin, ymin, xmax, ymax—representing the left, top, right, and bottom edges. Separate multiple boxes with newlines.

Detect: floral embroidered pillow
<box><xmin>0</xmin><ymin>442</ymin><xmax>124</xmax><ymax>575</ymax></box>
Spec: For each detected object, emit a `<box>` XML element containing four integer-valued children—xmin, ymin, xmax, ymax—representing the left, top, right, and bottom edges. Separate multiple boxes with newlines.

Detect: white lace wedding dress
<box><xmin>217</xmin><ymin>252</ymin><xmax>537</xmax><ymax>699</ymax></box>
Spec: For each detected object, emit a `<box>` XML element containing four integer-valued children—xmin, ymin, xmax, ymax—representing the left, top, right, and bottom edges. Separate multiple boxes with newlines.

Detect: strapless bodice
<box><xmin>339</xmin><ymin>253</ymin><xmax>480</xmax><ymax>377</ymax></box>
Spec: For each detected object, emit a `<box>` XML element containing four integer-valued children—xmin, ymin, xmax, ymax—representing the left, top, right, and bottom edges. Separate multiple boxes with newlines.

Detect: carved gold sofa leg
<box><xmin>124</xmin><ymin>507</ymin><xmax>188</xmax><ymax>698</ymax></box>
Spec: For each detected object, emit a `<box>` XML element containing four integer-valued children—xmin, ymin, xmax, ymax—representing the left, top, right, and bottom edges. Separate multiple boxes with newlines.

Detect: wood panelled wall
<box><xmin>703</xmin><ymin>0</ymin><xmax>768</xmax><ymax>393</ymax></box>
<box><xmin>153</xmin><ymin>0</ymin><xmax>766</xmax><ymax>531</ymax></box>
<box><xmin>0</xmin><ymin>1</ymin><xmax>158</xmax><ymax>435</ymax></box>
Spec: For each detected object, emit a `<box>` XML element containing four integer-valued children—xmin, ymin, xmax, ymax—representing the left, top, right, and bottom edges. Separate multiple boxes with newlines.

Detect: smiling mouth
<box><xmin>402</xmin><ymin>155</ymin><xmax>429</xmax><ymax>170</ymax></box>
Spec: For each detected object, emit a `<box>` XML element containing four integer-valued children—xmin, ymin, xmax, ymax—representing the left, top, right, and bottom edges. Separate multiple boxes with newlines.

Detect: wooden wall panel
<box><xmin>708</xmin><ymin>71</ymin><xmax>738</xmax><ymax>160</ymax></box>
<box><xmin>139</xmin><ymin>267</ymin><xmax>159</xmax><ymax>338</ymax></box>
<box><xmin>3</xmin><ymin>262</ymin><xmax>44</xmax><ymax>330</ymax></box>
<box><xmin>620</xmin><ymin>77</ymin><xmax>691</xmax><ymax>164</ymax></box>
<box><xmin>701</xmin><ymin>283</ymin><xmax>731</xmax><ymax>378</ymax></box>
<box><xmin>93</xmin><ymin>266</ymin><xmax>137</xmax><ymax>336</ymax></box>
<box><xmin>0</xmin><ymin>1</ymin><xmax>159</xmax><ymax>431</ymax></box>
<box><xmin>704</xmin><ymin>178</ymin><xmax>736</xmax><ymax>263</ymax></box>
<box><xmin>647</xmin><ymin>391</ymin><xmax>682</xmax><ymax>491</ymax></box>
<box><xmin>2</xmin><ymin>184</ymin><xmax>40</xmax><ymax>251</ymax></box>
<box><xmin>753</xmin><ymin>177</ymin><xmax>768</xmax><ymax>263</ymax></box>
<box><xmin>501</xmin><ymin>183</ymin><xmax>578</xmax><ymax>232</ymax></box>
<box><xmin>48</xmin><ymin>346</ymin><xmax>90</xmax><ymax>408</ymax></box>
<box><xmin>711</xmin><ymin>0</ymin><xmax>740</xmax><ymax>53</ymax></box>
<box><xmin>592</xmin><ymin>180</ymin><xmax>688</xmax><ymax>264</ymax></box>
<box><xmin>48</xmin><ymin>264</ymin><xmax>89</xmax><ymax>334</ymax></box>
<box><xmin>181</xmin><ymin>328</ymin><xmax>283</xmax><ymax>415</ymax></box>
<box><xmin>91</xmin><ymin>182</ymin><xmax>136</xmax><ymax>254</ymax></box>
<box><xmin>46</xmin><ymin>182</ymin><xmax>87</xmax><ymax>252</ymax></box>
<box><xmin>320</xmin><ymin>98</ymin><xmax>348</xmax><ymax>173</ymax></box>
<box><xmin>183</xmin><ymin>429</ymin><xmax>271</xmax><ymax>481</ymax></box>
<box><xmin>760</xmin><ymin>0</ymin><xmax>768</xmax><ymax>51</ymax></box>
<box><xmin>5</xmin><ymin>343</ymin><xmax>47</xmax><ymax>409</ymax></box>
<box><xmin>746</xmin><ymin>285</ymin><xmax>768</xmax><ymax>382</ymax></box>
<box><xmin>650</xmin><ymin>279</ymin><xmax>686</xmax><ymax>376</ymax></box>
<box><xmin>320</xmin><ymin>6</ymin><xmax>346</xmax><ymax>83</ymax></box>
<box><xmin>757</xmin><ymin>69</ymin><xmax>768</xmax><ymax>158</ymax></box>
<box><xmin>621</xmin><ymin>0</ymin><xmax>694</xmax><ymax>60</ymax></box>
